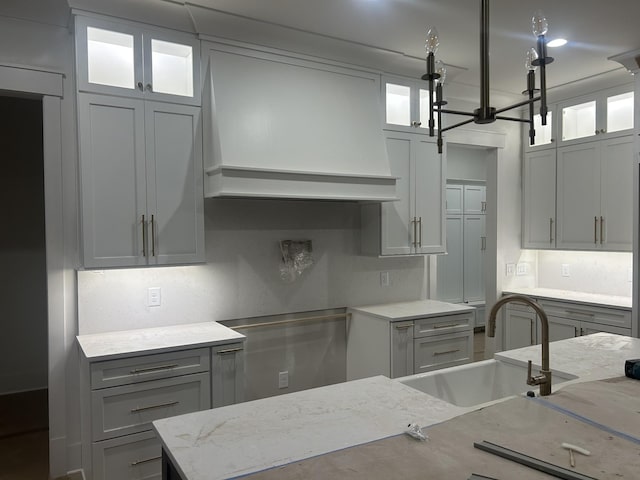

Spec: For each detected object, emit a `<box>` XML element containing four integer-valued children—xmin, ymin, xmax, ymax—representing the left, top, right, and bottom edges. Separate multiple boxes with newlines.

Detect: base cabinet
<box><xmin>81</xmin><ymin>344</ymin><xmax>244</xmax><ymax>480</ymax></box>
<box><xmin>502</xmin><ymin>295</ymin><xmax>631</xmax><ymax>350</ymax></box>
<box><xmin>347</xmin><ymin>304</ymin><xmax>474</xmax><ymax>380</ymax></box>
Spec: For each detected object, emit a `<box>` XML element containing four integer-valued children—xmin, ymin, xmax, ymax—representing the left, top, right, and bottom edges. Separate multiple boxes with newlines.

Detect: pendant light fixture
<box><xmin>422</xmin><ymin>0</ymin><xmax>553</xmax><ymax>153</ymax></box>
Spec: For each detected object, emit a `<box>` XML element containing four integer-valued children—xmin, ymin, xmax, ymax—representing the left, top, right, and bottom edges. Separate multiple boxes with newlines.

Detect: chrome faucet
<box><xmin>487</xmin><ymin>294</ymin><xmax>552</xmax><ymax>396</ymax></box>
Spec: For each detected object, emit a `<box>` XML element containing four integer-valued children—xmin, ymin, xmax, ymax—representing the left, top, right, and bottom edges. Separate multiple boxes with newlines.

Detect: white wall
<box><xmin>78</xmin><ymin>199</ymin><xmax>427</xmax><ymax>334</ymax></box>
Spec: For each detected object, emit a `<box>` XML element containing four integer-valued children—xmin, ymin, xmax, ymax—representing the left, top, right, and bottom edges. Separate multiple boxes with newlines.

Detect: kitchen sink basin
<box><xmin>398</xmin><ymin>359</ymin><xmax>578</xmax><ymax>407</ymax></box>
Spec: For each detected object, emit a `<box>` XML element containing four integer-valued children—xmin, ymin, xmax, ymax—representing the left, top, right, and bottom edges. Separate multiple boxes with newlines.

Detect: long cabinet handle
<box><xmin>594</xmin><ymin>216</ymin><xmax>598</xmax><ymax>245</ymax></box>
<box><xmin>151</xmin><ymin>214</ymin><xmax>156</xmax><ymax>257</ymax></box>
<box><xmin>563</xmin><ymin>309</ymin><xmax>595</xmax><ymax>317</ymax></box>
<box><xmin>217</xmin><ymin>347</ymin><xmax>243</xmax><ymax>355</ymax></box>
<box><xmin>549</xmin><ymin>218</ymin><xmax>554</xmax><ymax>243</ymax></box>
<box><xmin>418</xmin><ymin>217</ymin><xmax>422</xmax><ymax>248</ymax></box>
<box><xmin>130</xmin><ymin>363</ymin><xmax>180</xmax><ymax>374</ymax></box>
<box><xmin>600</xmin><ymin>216</ymin><xmax>604</xmax><ymax>245</ymax></box>
<box><xmin>433</xmin><ymin>349</ymin><xmax>460</xmax><ymax>356</ymax></box>
<box><xmin>530</xmin><ymin>319</ymin><xmax>535</xmax><ymax>345</ymax></box>
<box><xmin>395</xmin><ymin>324</ymin><xmax>413</xmax><ymax>330</ymax></box>
<box><xmin>130</xmin><ymin>455</ymin><xmax>162</xmax><ymax>466</ymax></box>
<box><xmin>433</xmin><ymin>323</ymin><xmax>459</xmax><ymax>329</ymax></box>
<box><xmin>131</xmin><ymin>400</ymin><xmax>179</xmax><ymax>413</ymax></box>
<box><xmin>141</xmin><ymin>214</ymin><xmax>147</xmax><ymax>257</ymax></box>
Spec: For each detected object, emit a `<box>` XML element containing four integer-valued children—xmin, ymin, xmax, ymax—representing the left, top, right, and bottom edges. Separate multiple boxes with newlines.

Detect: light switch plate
<box><xmin>561</xmin><ymin>264</ymin><xmax>570</xmax><ymax>277</ymax></box>
<box><xmin>516</xmin><ymin>263</ymin><xmax>527</xmax><ymax>276</ymax></box>
<box><xmin>148</xmin><ymin>287</ymin><xmax>161</xmax><ymax>307</ymax></box>
<box><xmin>506</xmin><ymin>263</ymin><xmax>515</xmax><ymax>276</ymax></box>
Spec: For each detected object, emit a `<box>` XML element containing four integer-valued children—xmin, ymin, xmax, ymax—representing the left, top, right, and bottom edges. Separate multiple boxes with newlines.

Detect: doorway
<box><xmin>0</xmin><ymin>95</ymin><xmax>50</xmax><ymax>478</ymax></box>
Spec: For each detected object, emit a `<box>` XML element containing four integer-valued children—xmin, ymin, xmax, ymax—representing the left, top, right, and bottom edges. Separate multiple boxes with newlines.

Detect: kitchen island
<box><xmin>153</xmin><ymin>333</ymin><xmax>640</xmax><ymax>479</ymax></box>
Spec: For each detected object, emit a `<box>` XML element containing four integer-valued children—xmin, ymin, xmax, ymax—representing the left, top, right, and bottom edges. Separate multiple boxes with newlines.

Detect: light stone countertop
<box><xmin>76</xmin><ymin>321</ymin><xmax>245</xmax><ymax>361</ymax></box>
<box><xmin>153</xmin><ymin>332</ymin><xmax>640</xmax><ymax>480</ymax></box>
<box><xmin>502</xmin><ymin>287</ymin><xmax>632</xmax><ymax>310</ymax></box>
<box><xmin>348</xmin><ymin>299</ymin><xmax>476</xmax><ymax>321</ymax></box>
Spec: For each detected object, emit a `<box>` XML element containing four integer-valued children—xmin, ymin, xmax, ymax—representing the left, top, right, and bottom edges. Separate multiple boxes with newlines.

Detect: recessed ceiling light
<box><xmin>547</xmin><ymin>38</ymin><xmax>567</xmax><ymax>48</ymax></box>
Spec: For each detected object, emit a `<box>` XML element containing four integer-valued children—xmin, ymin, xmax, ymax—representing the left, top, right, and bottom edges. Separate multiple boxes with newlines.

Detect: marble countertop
<box><xmin>348</xmin><ymin>299</ymin><xmax>476</xmax><ymax>321</ymax></box>
<box><xmin>502</xmin><ymin>287</ymin><xmax>632</xmax><ymax>310</ymax></box>
<box><xmin>153</xmin><ymin>333</ymin><xmax>640</xmax><ymax>480</ymax></box>
<box><xmin>77</xmin><ymin>321</ymin><xmax>245</xmax><ymax>361</ymax></box>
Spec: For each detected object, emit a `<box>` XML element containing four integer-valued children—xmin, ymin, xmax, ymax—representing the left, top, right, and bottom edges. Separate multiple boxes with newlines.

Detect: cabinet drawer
<box><xmin>92</xmin><ymin>430</ymin><xmax>162</xmax><ymax>480</ymax></box>
<box><xmin>414</xmin><ymin>313</ymin><xmax>473</xmax><ymax>338</ymax></box>
<box><xmin>91</xmin><ymin>348</ymin><xmax>210</xmax><ymax>389</ymax></box>
<box><xmin>414</xmin><ymin>331</ymin><xmax>472</xmax><ymax>373</ymax></box>
<box><xmin>539</xmin><ymin>300</ymin><xmax>631</xmax><ymax>329</ymax></box>
<box><xmin>92</xmin><ymin>372</ymin><xmax>210</xmax><ymax>441</ymax></box>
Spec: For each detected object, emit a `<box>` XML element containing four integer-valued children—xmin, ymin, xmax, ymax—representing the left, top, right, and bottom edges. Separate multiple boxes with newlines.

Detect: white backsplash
<box><xmin>78</xmin><ymin>199</ymin><xmax>427</xmax><ymax>334</ymax></box>
<box><xmin>535</xmin><ymin>250</ymin><xmax>632</xmax><ymax>297</ymax></box>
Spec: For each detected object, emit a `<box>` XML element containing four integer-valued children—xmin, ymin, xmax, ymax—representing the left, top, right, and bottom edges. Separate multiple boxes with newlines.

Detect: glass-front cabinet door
<box><xmin>383</xmin><ymin>76</ymin><xmax>436</xmax><ymax>132</ymax></box>
<box><xmin>559</xmin><ymin>85</ymin><xmax>633</xmax><ymax>145</ymax></box>
<box><xmin>75</xmin><ymin>15</ymin><xmax>200</xmax><ymax>105</ymax></box>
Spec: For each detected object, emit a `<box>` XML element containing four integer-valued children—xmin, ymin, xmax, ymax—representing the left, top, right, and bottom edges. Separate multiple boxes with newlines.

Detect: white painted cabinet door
<box><xmin>414</xmin><ymin>136</ymin><xmax>445</xmax><ymax>254</ymax></box>
<box><xmin>446</xmin><ymin>184</ymin><xmax>463</xmax><ymax>214</ymax></box>
<box><xmin>463</xmin><ymin>215</ymin><xmax>485</xmax><ymax>304</ymax></box>
<box><xmin>437</xmin><ymin>215</ymin><xmax>464</xmax><ymax>304</ymax></box>
<box><xmin>546</xmin><ymin>315</ymin><xmax>580</xmax><ymax>342</ymax></box>
<box><xmin>380</xmin><ymin>133</ymin><xmax>413</xmax><ymax>255</ymax></box>
<box><xmin>523</xmin><ymin>149</ymin><xmax>557</xmax><ymax>248</ymax></box>
<box><xmin>79</xmin><ymin>93</ymin><xmax>147</xmax><ymax>268</ymax></box>
<box><xmin>463</xmin><ymin>185</ymin><xmax>486</xmax><ymax>214</ymax></box>
<box><xmin>211</xmin><ymin>343</ymin><xmax>245</xmax><ymax>408</ymax></box>
<box><xmin>556</xmin><ymin>143</ymin><xmax>601</xmax><ymax>249</ymax></box>
<box><xmin>599</xmin><ymin>136</ymin><xmax>634</xmax><ymax>251</ymax></box>
<box><xmin>145</xmin><ymin>102</ymin><xmax>204</xmax><ymax>265</ymax></box>
<box><xmin>390</xmin><ymin>322</ymin><xmax>414</xmax><ymax>378</ymax></box>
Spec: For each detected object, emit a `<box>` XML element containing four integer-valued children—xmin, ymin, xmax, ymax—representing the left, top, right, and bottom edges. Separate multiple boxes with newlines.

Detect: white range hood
<box><xmin>202</xmin><ymin>41</ymin><xmax>397</xmax><ymax>201</ymax></box>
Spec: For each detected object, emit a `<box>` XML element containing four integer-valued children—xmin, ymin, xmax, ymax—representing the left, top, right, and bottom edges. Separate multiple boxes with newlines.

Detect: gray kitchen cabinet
<box><xmin>504</xmin><ymin>302</ymin><xmax>538</xmax><ymax>350</ymax></box>
<box><xmin>556</xmin><ymin>136</ymin><xmax>633</xmax><ymax>251</ymax></box>
<box><xmin>437</xmin><ymin>215</ymin><xmax>464</xmax><ymax>304</ymax></box>
<box><xmin>211</xmin><ymin>343</ymin><xmax>245</xmax><ymax>408</ymax></box>
<box><xmin>75</xmin><ymin>14</ymin><xmax>201</xmax><ymax>105</ymax></box>
<box><xmin>522</xmin><ymin>148</ymin><xmax>557</xmax><ymax>249</ymax></box>
<box><xmin>78</xmin><ymin>93</ymin><xmax>205</xmax><ymax>267</ymax></box>
<box><xmin>346</xmin><ymin>301</ymin><xmax>474</xmax><ymax>380</ymax></box>
<box><xmin>361</xmin><ymin>131</ymin><xmax>445</xmax><ymax>255</ymax></box>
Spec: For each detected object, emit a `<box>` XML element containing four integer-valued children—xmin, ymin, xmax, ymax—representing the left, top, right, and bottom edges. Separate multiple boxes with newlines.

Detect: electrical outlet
<box><xmin>278</xmin><ymin>371</ymin><xmax>289</xmax><ymax>389</ymax></box>
<box><xmin>506</xmin><ymin>263</ymin><xmax>515</xmax><ymax>276</ymax></box>
<box><xmin>516</xmin><ymin>263</ymin><xmax>527</xmax><ymax>276</ymax></box>
<box><xmin>147</xmin><ymin>287</ymin><xmax>161</xmax><ymax>307</ymax></box>
<box><xmin>561</xmin><ymin>264</ymin><xmax>570</xmax><ymax>277</ymax></box>
<box><xmin>380</xmin><ymin>271</ymin><xmax>390</xmax><ymax>287</ymax></box>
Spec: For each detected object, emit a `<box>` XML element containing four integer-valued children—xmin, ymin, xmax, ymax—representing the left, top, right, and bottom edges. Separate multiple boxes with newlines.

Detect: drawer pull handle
<box><xmin>433</xmin><ymin>323</ymin><xmax>459</xmax><ymax>329</ymax></box>
<box><xmin>131</xmin><ymin>400</ymin><xmax>179</xmax><ymax>413</ymax></box>
<box><xmin>217</xmin><ymin>347</ymin><xmax>243</xmax><ymax>355</ymax></box>
<box><xmin>130</xmin><ymin>455</ymin><xmax>162</xmax><ymax>466</ymax></box>
<box><xmin>564</xmin><ymin>310</ymin><xmax>595</xmax><ymax>317</ymax></box>
<box><xmin>395</xmin><ymin>324</ymin><xmax>412</xmax><ymax>330</ymax></box>
<box><xmin>130</xmin><ymin>364</ymin><xmax>180</xmax><ymax>374</ymax></box>
<box><xmin>433</xmin><ymin>349</ymin><xmax>460</xmax><ymax>356</ymax></box>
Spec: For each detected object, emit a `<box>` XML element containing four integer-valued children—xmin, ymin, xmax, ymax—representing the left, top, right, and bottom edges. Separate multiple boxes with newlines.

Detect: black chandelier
<box><xmin>422</xmin><ymin>0</ymin><xmax>553</xmax><ymax>153</ymax></box>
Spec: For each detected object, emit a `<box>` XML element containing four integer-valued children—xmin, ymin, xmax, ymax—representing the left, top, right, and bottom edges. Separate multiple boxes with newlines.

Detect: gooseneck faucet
<box><xmin>488</xmin><ymin>294</ymin><xmax>552</xmax><ymax>396</ymax></box>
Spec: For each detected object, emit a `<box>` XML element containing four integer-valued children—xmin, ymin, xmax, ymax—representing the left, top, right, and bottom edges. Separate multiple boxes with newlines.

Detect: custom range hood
<box><xmin>202</xmin><ymin>42</ymin><xmax>397</xmax><ymax>201</ymax></box>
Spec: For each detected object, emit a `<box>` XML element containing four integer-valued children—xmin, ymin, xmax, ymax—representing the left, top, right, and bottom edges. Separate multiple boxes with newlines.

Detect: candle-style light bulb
<box><xmin>425</xmin><ymin>27</ymin><xmax>440</xmax><ymax>54</ymax></box>
<box><xmin>525</xmin><ymin>47</ymin><xmax>538</xmax><ymax>72</ymax></box>
<box><xmin>435</xmin><ymin>60</ymin><xmax>447</xmax><ymax>84</ymax></box>
<box><xmin>532</xmin><ymin>10</ymin><xmax>548</xmax><ymax>37</ymax></box>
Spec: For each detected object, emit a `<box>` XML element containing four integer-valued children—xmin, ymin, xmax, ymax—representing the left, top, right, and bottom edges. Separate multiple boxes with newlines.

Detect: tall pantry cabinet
<box><xmin>74</xmin><ymin>14</ymin><xmax>205</xmax><ymax>268</ymax></box>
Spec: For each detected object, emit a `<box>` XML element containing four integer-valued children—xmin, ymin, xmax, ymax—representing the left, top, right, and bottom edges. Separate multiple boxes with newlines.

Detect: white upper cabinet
<box><xmin>75</xmin><ymin>15</ymin><xmax>200</xmax><ymax>105</ymax></box>
<box><xmin>524</xmin><ymin>106</ymin><xmax>556</xmax><ymax>152</ymax></box>
<box><xmin>383</xmin><ymin>76</ymin><xmax>436</xmax><ymax>133</ymax></box>
<box><xmin>522</xmin><ymin>149</ymin><xmax>557</xmax><ymax>249</ymax></box>
<box><xmin>558</xmin><ymin>85</ymin><xmax>633</xmax><ymax>146</ymax></box>
<box><xmin>463</xmin><ymin>185</ymin><xmax>486</xmax><ymax>214</ymax></box>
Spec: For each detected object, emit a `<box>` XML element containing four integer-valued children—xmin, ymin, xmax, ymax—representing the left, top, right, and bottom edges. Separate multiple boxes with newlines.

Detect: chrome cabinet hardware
<box><xmin>481</xmin><ymin>236</ymin><xmax>486</xmax><ymax>251</ymax></box>
<box><xmin>433</xmin><ymin>349</ymin><xmax>460</xmax><ymax>356</ymax></box>
<box><xmin>600</xmin><ymin>216</ymin><xmax>604</xmax><ymax>245</ymax></box>
<box><xmin>594</xmin><ymin>216</ymin><xmax>598</xmax><ymax>244</ymax></box>
<box><xmin>130</xmin><ymin>455</ymin><xmax>161</xmax><ymax>466</ymax></box>
<box><xmin>216</xmin><ymin>347</ymin><xmax>243</xmax><ymax>355</ymax></box>
<box><xmin>418</xmin><ymin>216</ymin><xmax>423</xmax><ymax>247</ymax></box>
<box><xmin>395</xmin><ymin>324</ymin><xmax>413</xmax><ymax>330</ymax></box>
<box><xmin>530</xmin><ymin>319</ymin><xmax>535</xmax><ymax>345</ymax></box>
<box><xmin>129</xmin><ymin>363</ymin><xmax>179</xmax><ymax>374</ymax></box>
<box><xmin>564</xmin><ymin>309</ymin><xmax>595</xmax><ymax>317</ymax></box>
<box><xmin>137</xmin><ymin>81</ymin><xmax>144</xmax><ymax>91</ymax></box>
<box><xmin>549</xmin><ymin>218</ymin><xmax>554</xmax><ymax>243</ymax></box>
<box><xmin>141</xmin><ymin>215</ymin><xmax>147</xmax><ymax>257</ymax></box>
<box><xmin>145</xmin><ymin>83</ymin><xmax>153</xmax><ymax>92</ymax></box>
<box><xmin>130</xmin><ymin>400</ymin><xmax>179</xmax><ymax>413</ymax></box>
<box><xmin>412</xmin><ymin>217</ymin><xmax>418</xmax><ymax>248</ymax></box>
<box><xmin>433</xmin><ymin>323</ymin><xmax>458</xmax><ymax>329</ymax></box>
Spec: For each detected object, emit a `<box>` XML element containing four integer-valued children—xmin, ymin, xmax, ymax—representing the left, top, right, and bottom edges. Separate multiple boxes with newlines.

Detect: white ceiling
<box><xmin>187</xmin><ymin>0</ymin><xmax>640</xmax><ymax>100</ymax></box>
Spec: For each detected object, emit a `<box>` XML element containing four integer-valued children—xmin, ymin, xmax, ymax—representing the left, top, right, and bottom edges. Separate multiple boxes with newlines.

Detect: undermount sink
<box><xmin>398</xmin><ymin>359</ymin><xmax>578</xmax><ymax>407</ymax></box>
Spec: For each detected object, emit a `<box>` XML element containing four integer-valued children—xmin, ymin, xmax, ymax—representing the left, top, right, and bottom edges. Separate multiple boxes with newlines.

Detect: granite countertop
<box><xmin>348</xmin><ymin>299</ymin><xmax>476</xmax><ymax>321</ymax></box>
<box><xmin>153</xmin><ymin>332</ymin><xmax>640</xmax><ymax>480</ymax></box>
<box><xmin>77</xmin><ymin>321</ymin><xmax>245</xmax><ymax>361</ymax></box>
<box><xmin>502</xmin><ymin>287</ymin><xmax>632</xmax><ymax>310</ymax></box>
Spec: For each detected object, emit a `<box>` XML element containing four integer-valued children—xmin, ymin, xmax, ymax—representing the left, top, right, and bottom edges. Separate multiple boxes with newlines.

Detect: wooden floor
<box><xmin>0</xmin><ymin>389</ymin><xmax>49</xmax><ymax>480</ymax></box>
